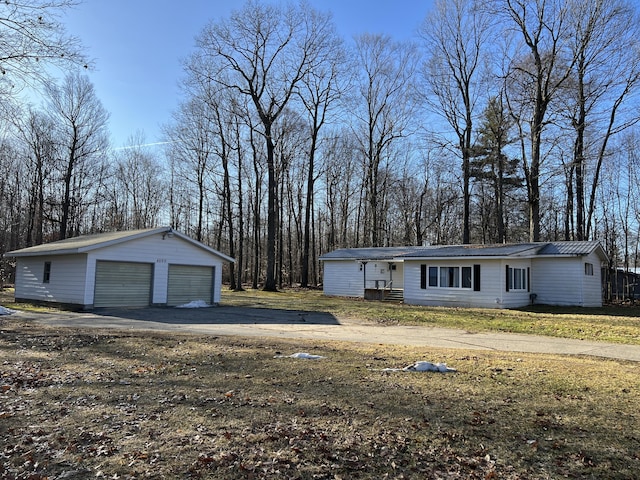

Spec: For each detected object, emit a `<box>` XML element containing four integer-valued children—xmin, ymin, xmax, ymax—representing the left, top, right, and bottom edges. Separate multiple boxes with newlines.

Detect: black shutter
<box><xmin>420</xmin><ymin>264</ymin><xmax>427</xmax><ymax>289</ymax></box>
<box><xmin>473</xmin><ymin>264</ymin><xmax>481</xmax><ymax>291</ymax></box>
<box><xmin>505</xmin><ymin>264</ymin><xmax>510</xmax><ymax>292</ymax></box>
<box><xmin>527</xmin><ymin>267</ymin><xmax>531</xmax><ymax>292</ymax></box>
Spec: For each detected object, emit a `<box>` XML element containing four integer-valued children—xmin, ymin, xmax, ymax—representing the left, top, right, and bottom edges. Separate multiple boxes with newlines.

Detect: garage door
<box><xmin>167</xmin><ymin>264</ymin><xmax>214</xmax><ymax>306</ymax></box>
<box><xmin>94</xmin><ymin>261</ymin><xmax>153</xmax><ymax>307</ymax></box>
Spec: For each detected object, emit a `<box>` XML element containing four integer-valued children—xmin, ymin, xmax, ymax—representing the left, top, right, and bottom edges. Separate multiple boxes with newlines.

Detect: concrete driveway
<box><xmin>10</xmin><ymin>305</ymin><xmax>640</xmax><ymax>362</ymax></box>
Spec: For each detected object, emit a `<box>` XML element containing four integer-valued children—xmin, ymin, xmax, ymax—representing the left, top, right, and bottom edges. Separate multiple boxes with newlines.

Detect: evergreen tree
<box><xmin>470</xmin><ymin>97</ymin><xmax>522</xmax><ymax>243</ymax></box>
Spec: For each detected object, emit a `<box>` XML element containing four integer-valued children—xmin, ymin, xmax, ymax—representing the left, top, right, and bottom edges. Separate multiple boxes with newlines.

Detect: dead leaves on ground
<box><xmin>1</xmin><ymin>320</ymin><xmax>639</xmax><ymax>479</ymax></box>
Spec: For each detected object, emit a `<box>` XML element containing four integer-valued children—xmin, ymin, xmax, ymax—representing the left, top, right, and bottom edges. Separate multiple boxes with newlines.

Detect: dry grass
<box><xmin>4</xmin><ymin>286</ymin><xmax>640</xmax><ymax>344</ymax></box>
<box><xmin>0</xmin><ymin>287</ymin><xmax>59</xmax><ymax>314</ymax></box>
<box><xmin>1</xmin><ymin>314</ymin><xmax>639</xmax><ymax>479</ymax></box>
<box><xmin>221</xmin><ymin>289</ymin><xmax>640</xmax><ymax>345</ymax></box>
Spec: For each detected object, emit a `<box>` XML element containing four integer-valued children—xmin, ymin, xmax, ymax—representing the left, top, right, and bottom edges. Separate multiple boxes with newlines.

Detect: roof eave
<box><xmin>320</xmin><ymin>256</ymin><xmax>402</xmax><ymax>262</ymax></box>
<box><xmin>404</xmin><ymin>255</ymin><xmax>536</xmax><ymax>261</ymax></box>
<box><xmin>5</xmin><ymin>248</ymin><xmax>84</xmax><ymax>258</ymax></box>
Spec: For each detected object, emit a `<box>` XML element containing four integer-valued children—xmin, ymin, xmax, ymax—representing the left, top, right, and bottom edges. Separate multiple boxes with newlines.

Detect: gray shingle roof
<box><xmin>6</xmin><ymin>228</ymin><xmax>168</xmax><ymax>257</ymax></box>
<box><xmin>5</xmin><ymin>227</ymin><xmax>235</xmax><ymax>263</ymax></box>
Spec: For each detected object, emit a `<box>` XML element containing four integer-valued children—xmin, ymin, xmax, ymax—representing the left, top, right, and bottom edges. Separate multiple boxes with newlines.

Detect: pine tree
<box><xmin>470</xmin><ymin>97</ymin><xmax>522</xmax><ymax>243</ymax></box>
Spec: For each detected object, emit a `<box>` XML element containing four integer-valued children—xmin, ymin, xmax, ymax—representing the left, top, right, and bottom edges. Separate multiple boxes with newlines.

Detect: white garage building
<box><xmin>7</xmin><ymin>227</ymin><xmax>234</xmax><ymax>310</ymax></box>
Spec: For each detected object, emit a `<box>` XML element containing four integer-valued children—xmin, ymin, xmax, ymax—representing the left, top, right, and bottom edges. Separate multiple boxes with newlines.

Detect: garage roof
<box><xmin>5</xmin><ymin>227</ymin><xmax>235</xmax><ymax>263</ymax></box>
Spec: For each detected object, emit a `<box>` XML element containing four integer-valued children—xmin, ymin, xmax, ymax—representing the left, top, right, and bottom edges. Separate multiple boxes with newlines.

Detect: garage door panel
<box><xmin>167</xmin><ymin>265</ymin><xmax>214</xmax><ymax>306</ymax></box>
<box><xmin>94</xmin><ymin>261</ymin><xmax>152</xmax><ymax>307</ymax></box>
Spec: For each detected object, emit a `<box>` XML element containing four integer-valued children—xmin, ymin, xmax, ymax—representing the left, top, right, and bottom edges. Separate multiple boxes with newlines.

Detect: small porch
<box><xmin>363</xmin><ymin>279</ymin><xmax>404</xmax><ymax>302</ymax></box>
<box><xmin>360</xmin><ymin>259</ymin><xmax>404</xmax><ymax>302</ymax></box>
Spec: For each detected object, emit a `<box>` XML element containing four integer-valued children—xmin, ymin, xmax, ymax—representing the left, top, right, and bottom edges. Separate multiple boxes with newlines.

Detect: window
<box><xmin>506</xmin><ymin>265</ymin><xmax>528</xmax><ymax>291</ymax></box>
<box><xmin>440</xmin><ymin>267</ymin><xmax>460</xmax><ymax>287</ymax></box>
<box><xmin>43</xmin><ymin>262</ymin><xmax>51</xmax><ymax>283</ymax></box>
<box><xmin>428</xmin><ymin>266</ymin><xmax>438</xmax><ymax>287</ymax></box>
<box><xmin>462</xmin><ymin>267</ymin><xmax>472</xmax><ymax>289</ymax></box>
<box><xmin>585</xmin><ymin>262</ymin><xmax>594</xmax><ymax>276</ymax></box>
<box><xmin>424</xmin><ymin>265</ymin><xmax>479</xmax><ymax>290</ymax></box>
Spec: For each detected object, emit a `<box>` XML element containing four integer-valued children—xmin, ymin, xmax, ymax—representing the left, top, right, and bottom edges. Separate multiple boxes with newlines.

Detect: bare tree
<box><xmin>297</xmin><ymin>30</ymin><xmax>345</xmax><ymax>287</ymax></box>
<box><xmin>45</xmin><ymin>72</ymin><xmax>109</xmax><ymax>240</ymax></box>
<box><xmin>14</xmin><ymin>108</ymin><xmax>57</xmax><ymax>245</ymax></box>
<box><xmin>496</xmin><ymin>0</ymin><xmax>576</xmax><ymax>241</ymax></box>
<box><xmin>113</xmin><ymin>132</ymin><xmax>166</xmax><ymax>230</ymax></box>
<box><xmin>0</xmin><ymin>0</ymin><xmax>88</xmax><ymax>96</ymax></box>
<box><xmin>165</xmin><ymin>97</ymin><xmax>218</xmax><ymax>242</ymax></box>
<box><xmin>353</xmin><ymin>33</ymin><xmax>418</xmax><ymax>247</ymax></box>
<box><xmin>562</xmin><ymin>0</ymin><xmax>640</xmax><ymax>240</ymax></box>
<box><xmin>0</xmin><ymin>138</ymin><xmax>23</xmax><ymax>264</ymax></box>
<box><xmin>321</xmin><ymin>130</ymin><xmax>360</xmax><ymax>250</ymax></box>
<box><xmin>191</xmin><ymin>0</ymin><xmax>337</xmax><ymax>291</ymax></box>
<box><xmin>419</xmin><ymin>0</ymin><xmax>490</xmax><ymax>244</ymax></box>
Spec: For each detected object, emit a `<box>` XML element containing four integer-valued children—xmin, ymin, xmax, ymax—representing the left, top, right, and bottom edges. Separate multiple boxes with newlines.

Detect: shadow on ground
<box><xmin>91</xmin><ymin>305</ymin><xmax>341</xmax><ymax>325</ymax></box>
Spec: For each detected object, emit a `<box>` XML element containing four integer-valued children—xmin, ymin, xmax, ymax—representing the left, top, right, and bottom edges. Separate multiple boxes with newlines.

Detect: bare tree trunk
<box><xmin>301</xmin><ymin>135</ymin><xmax>316</xmax><ymax>287</ymax></box>
<box><xmin>234</xmin><ymin>121</ymin><xmax>245</xmax><ymax>291</ymax></box>
<box><xmin>264</xmin><ymin>127</ymin><xmax>278</xmax><ymax>291</ymax></box>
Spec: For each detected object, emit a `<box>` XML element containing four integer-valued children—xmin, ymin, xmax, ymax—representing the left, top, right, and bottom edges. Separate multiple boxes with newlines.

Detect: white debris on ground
<box><xmin>381</xmin><ymin>361</ymin><xmax>457</xmax><ymax>373</ymax></box>
<box><xmin>274</xmin><ymin>352</ymin><xmax>326</xmax><ymax>360</ymax></box>
<box><xmin>0</xmin><ymin>306</ymin><xmax>16</xmax><ymax>316</ymax></box>
<box><xmin>175</xmin><ymin>300</ymin><xmax>210</xmax><ymax>308</ymax></box>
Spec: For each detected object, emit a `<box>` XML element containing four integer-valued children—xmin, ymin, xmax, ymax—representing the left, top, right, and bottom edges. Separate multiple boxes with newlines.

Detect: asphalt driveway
<box><xmin>10</xmin><ymin>305</ymin><xmax>640</xmax><ymax>362</ymax></box>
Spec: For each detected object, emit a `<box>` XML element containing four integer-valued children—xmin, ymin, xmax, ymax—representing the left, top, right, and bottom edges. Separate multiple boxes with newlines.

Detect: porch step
<box><xmin>382</xmin><ymin>289</ymin><xmax>404</xmax><ymax>303</ymax></box>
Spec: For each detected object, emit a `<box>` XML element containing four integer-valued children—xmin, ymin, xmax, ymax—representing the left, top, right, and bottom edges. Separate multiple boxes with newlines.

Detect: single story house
<box><xmin>6</xmin><ymin>227</ymin><xmax>234</xmax><ymax>310</ymax></box>
<box><xmin>319</xmin><ymin>241</ymin><xmax>607</xmax><ymax>308</ymax></box>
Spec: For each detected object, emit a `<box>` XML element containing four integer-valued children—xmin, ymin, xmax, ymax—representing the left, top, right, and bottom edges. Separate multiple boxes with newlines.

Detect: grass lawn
<box><xmin>1</xmin><ymin>287</ymin><xmax>640</xmax><ymax>478</ymax></box>
<box><xmin>221</xmin><ymin>288</ymin><xmax>640</xmax><ymax>345</ymax></box>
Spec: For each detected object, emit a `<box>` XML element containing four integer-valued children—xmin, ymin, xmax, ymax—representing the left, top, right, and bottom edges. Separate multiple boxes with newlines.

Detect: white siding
<box><xmin>322</xmin><ymin>260</ymin><xmax>403</xmax><ymax>297</ymax></box>
<box><xmin>532</xmin><ymin>253</ymin><xmax>603</xmax><ymax>307</ymax></box>
<box><xmin>363</xmin><ymin>260</ymin><xmax>398</xmax><ymax>289</ymax></box>
<box><xmin>85</xmin><ymin>234</ymin><xmax>226</xmax><ymax>305</ymax></box>
<box><xmin>582</xmin><ymin>251</ymin><xmax>604</xmax><ymax>307</ymax></box>
<box><xmin>404</xmin><ymin>259</ymin><xmax>533</xmax><ymax>309</ymax></box>
<box><xmin>323</xmin><ymin>260</ymin><xmax>365</xmax><ymax>297</ymax></box>
<box><xmin>15</xmin><ymin>255</ymin><xmax>87</xmax><ymax>304</ymax></box>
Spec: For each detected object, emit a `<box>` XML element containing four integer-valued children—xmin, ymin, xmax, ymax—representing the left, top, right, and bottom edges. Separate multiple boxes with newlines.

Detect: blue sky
<box><xmin>57</xmin><ymin>0</ymin><xmax>433</xmax><ymax>149</ymax></box>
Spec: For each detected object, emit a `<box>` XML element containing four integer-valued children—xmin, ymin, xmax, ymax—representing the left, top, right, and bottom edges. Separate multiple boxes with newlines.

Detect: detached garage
<box><xmin>6</xmin><ymin>227</ymin><xmax>234</xmax><ymax>310</ymax></box>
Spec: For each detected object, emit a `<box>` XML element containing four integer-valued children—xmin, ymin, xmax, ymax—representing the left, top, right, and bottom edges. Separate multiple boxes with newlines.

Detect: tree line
<box><xmin>2</xmin><ymin>0</ymin><xmax>640</xmax><ymax>292</ymax></box>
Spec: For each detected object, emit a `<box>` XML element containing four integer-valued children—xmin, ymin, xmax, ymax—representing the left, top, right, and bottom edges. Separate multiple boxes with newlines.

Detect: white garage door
<box><xmin>94</xmin><ymin>261</ymin><xmax>153</xmax><ymax>307</ymax></box>
<box><xmin>167</xmin><ymin>264</ymin><xmax>214</xmax><ymax>306</ymax></box>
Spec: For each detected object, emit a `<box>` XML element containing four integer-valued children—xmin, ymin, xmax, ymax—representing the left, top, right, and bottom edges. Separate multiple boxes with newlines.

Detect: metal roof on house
<box><xmin>318</xmin><ymin>246</ymin><xmax>433</xmax><ymax>261</ymax></box>
<box><xmin>400</xmin><ymin>243</ymin><xmax>542</xmax><ymax>258</ymax></box>
<box><xmin>5</xmin><ymin>227</ymin><xmax>235</xmax><ymax>263</ymax></box>
<box><xmin>536</xmin><ymin>241</ymin><xmax>603</xmax><ymax>256</ymax></box>
<box><xmin>320</xmin><ymin>241</ymin><xmax>606</xmax><ymax>262</ymax></box>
